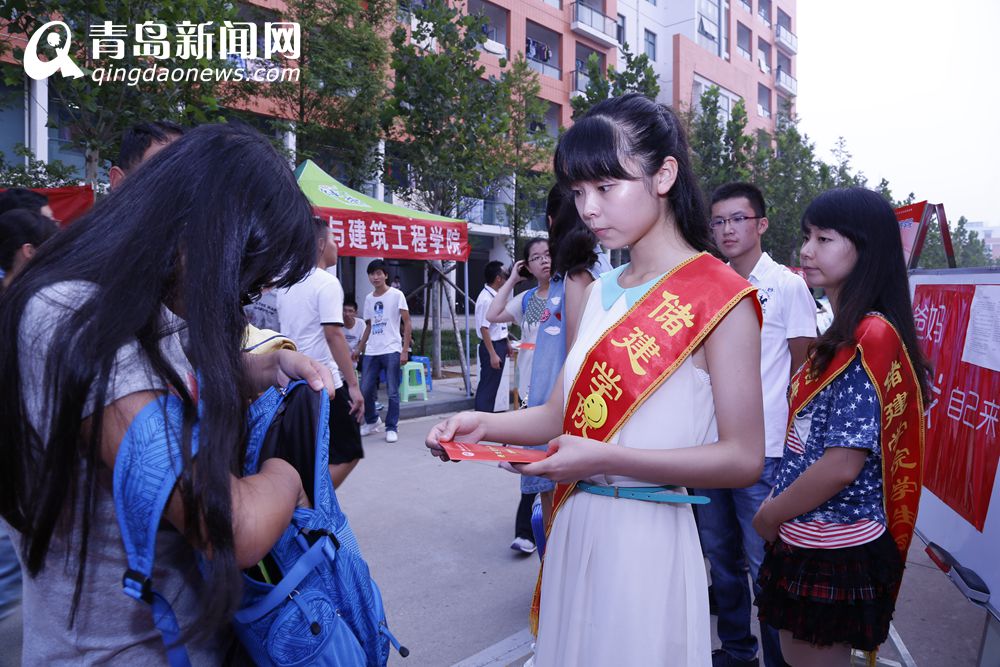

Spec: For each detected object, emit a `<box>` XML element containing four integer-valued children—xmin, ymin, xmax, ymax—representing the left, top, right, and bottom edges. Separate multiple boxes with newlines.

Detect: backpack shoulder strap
<box><xmin>113</xmin><ymin>393</ymin><xmax>198</xmax><ymax>667</ymax></box>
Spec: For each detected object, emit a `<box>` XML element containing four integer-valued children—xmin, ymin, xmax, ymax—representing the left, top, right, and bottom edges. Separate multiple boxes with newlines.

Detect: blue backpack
<box><xmin>113</xmin><ymin>381</ymin><xmax>407</xmax><ymax>666</ymax></box>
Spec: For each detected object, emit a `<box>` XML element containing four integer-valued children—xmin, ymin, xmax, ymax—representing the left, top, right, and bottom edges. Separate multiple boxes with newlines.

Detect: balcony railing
<box><xmin>478</xmin><ymin>25</ymin><xmax>508</xmax><ymax>58</ymax></box>
<box><xmin>737</xmin><ymin>45</ymin><xmax>751</xmax><ymax>61</ymax></box>
<box><xmin>757</xmin><ymin>103</ymin><xmax>771</xmax><ymax>119</ymax></box>
<box><xmin>526</xmin><ymin>55</ymin><xmax>561</xmax><ymax>80</ymax></box>
<box><xmin>571</xmin><ymin>2</ymin><xmax>618</xmax><ymax>47</ymax></box>
<box><xmin>573</xmin><ymin>68</ymin><xmax>591</xmax><ymax>92</ymax></box>
<box><xmin>775</xmin><ymin>68</ymin><xmax>797</xmax><ymax>95</ymax></box>
<box><xmin>775</xmin><ymin>24</ymin><xmax>798</xmax><ymax>54</ymax></box>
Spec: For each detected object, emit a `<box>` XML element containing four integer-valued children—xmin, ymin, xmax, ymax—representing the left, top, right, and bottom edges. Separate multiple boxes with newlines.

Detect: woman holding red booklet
<box><xmin>426</xmin><ymin>94</ymin><xmax>764</xmax><ymax>666</ymax></box>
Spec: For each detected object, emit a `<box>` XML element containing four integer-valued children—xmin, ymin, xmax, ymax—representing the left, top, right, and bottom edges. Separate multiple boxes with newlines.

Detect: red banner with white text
<box><xmin>914</xmin><ymin>284</ymin><xmax>1000</xmax><ymax>531</ymax></box>
<box><xmin>313</xmin><ymin>206</ymin><xmax>469</xmax><ymax>261</ymax></box>
<box><xmin>895</xmin><ymin>201</ymin><xmax>928</xmax><ymax>266</ymax></box>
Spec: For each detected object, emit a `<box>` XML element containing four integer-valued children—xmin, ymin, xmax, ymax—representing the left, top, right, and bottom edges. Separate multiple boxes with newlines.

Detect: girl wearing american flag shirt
<box><xmin>752</xmin><ymin>188</ymin><xmax>931</xmax><ymax>667</ymax></box>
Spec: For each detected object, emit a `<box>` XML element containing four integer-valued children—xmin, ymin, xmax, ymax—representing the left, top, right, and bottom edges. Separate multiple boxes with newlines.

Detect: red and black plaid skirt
<box><xmin>755</xmin><ymin>530</ymin><xmax>904</xmax><ymax>651</ymax></box>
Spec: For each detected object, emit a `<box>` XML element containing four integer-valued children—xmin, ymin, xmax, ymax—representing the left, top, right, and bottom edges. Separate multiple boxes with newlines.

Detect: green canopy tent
<box><xmin>295</xmin><ymin>160</ymin><xmax>474</xmax><ymax>394</ymax></box>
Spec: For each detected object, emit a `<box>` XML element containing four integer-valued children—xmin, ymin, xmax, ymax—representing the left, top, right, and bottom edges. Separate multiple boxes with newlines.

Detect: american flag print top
<box><xmin>773</xmin><ymin>357</ymin><xmax>887</xmax><ymax>549</ymax></box>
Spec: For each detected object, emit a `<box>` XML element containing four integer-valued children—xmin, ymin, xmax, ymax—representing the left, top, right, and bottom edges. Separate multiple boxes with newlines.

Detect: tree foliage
<box><xmin>497</xmin><ymin>54</ymin><xmax>553</xmax><ymax>255</ymax></box>
<box><xmin>385</xmin><ymin>0</ymin><xmax>511</xmax><ymax>218</ymax></box>
<box><xmin>686</xmin><ymin>87</ymin><xmax>990</xmax><ymax>268</ymax></box>
<box><xmin>1</xmin><ymin>0</ymin><xmax>255</xmax><ymax>184</ymax></box>
<box><xmin>570</xmin><ymin>43</ymin><xmax>659</xmax><ymax>120</ymax></box>
<box><xmin>264</xmin><ymin>0</ymin><xmax>392</xmax><ymax>188</ymax></box>
<box><xmin>916</xmin><ymin>215</ymin><xmax>992</xmax><ymax>269</ymax></box>
<box><xmin>0</xmin><ymin>143</ymin><xmax>80</xmax><ymax>186</ymax></box>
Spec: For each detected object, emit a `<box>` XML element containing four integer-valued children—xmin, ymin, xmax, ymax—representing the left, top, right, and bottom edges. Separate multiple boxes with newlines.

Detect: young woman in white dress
<box><xmin>426</xmin><ymin>94</ymin><xmax>764</xmax><ymax>666</ymax></box>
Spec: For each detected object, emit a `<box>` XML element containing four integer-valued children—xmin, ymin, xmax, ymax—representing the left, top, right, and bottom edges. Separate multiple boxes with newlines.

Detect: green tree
<box><xmin>264</xmin><ymin>0</ymin><xmax>392</xmax><ymax>188</ymax></box>
<box><xmin>0</xmin><ymin>143</ymin><xmax>80</xmax><ymax>186</ymax></box>
<box><xmin>916</xmin><ymin>215</ymin><xmax>992</xmax><ymax>269</ymax></box>
<box><xmin>688</xmin><ymin>87</ymin><xmax>753</xmax><ymax>199</ymax></box>
<box><xmin>570</xmin><ymin>43</ymin><xmax>659</xmax><ymax>120</ymax></box>
<box><xmin>1</xmin><ymin>0</ymin><xmax>254</xmax><ymax>184</ymax></box>
<box><xmin>497</xmin><ymin>54</ymin><xmax>553</xmax><ymax>255</ymax></box>
<box><xmin>385</xmin><ymin>0</ymin><xmax>510</xmax><ymax>218</ymax></box>
<box><xmin>750</xmin><ymin>116</ymin><xmax>826</xmax><ymax>265</ymax></box>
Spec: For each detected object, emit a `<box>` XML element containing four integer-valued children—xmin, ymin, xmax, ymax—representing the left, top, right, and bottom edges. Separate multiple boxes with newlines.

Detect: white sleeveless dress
<box><xmin>533</xmin><ymin>266</ymin><xmax>716</xmax><ymax>667</ymax></box>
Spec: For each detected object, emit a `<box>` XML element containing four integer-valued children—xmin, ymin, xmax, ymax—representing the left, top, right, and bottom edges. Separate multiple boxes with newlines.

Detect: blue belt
<box><xmin>577</xmin><ymin>482</ymin><xmax>710</xmax><ymax>505</ymax></box>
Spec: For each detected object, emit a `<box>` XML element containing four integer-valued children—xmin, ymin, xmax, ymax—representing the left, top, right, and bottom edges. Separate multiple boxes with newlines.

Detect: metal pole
<box><xmin>464</xmin><ymin>261</ymin><xmax>471</xmax><ymax>398</ymax></box>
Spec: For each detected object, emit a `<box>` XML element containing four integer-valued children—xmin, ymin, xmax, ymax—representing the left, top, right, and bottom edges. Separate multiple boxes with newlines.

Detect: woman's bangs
<box><xmin>555</xmin><ymin>116</ymin><xmax>633</xmax><ymax>185</ymax></box>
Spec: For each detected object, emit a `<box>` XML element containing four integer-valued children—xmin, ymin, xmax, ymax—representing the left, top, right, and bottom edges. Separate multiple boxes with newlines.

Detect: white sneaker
<box><xmin>510</xmin><ymin>537</ymin><xmax>537</xmax><ymax>554</ymax></box>
<box><xmin>385</xmin><ymin>430</ymin><xmax>398</xmax><ymax>443</ymax></box>
<box><xmin>360</xmin><ymin>418</ymin><xmax>383</xmax><ymax>436</ymax></box>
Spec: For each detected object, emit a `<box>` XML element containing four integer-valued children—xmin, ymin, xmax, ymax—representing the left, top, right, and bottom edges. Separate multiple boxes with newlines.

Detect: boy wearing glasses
<box><xmin>698</xmin><ymin>182</ymin><xmax>816</xmax><ymax>667</ymax></box>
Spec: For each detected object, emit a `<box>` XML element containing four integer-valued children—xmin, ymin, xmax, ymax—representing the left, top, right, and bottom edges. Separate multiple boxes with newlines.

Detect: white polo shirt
<box><xmin>749</xmin><ymin>252</ymin><xmax>818</xmax><ymax>457</ymax></box>
<box><xmin>275</xmin><ymin>268</ymin><xmax>344</xmax><ymax>389</ymax></box>
<box><xmin>475</xmin><ymin>286</ymin><xmax>509</xmax><ymax>342</ymax></box>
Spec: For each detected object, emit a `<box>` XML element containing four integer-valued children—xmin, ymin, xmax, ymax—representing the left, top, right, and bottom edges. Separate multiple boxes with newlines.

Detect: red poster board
<box><xmin>895</xmin><ymin>201</ymin><xmax>928</xmax><ymax>266</ymax></box>
<box><xmin>314</xmin><ymin>206</ymin><xmax>469</xmax><ymax>261</ymax></box>
<box><xmin>914</xmin><ymin>283</ymin><xmax>1000</xmax><ymax>531</ymax></box>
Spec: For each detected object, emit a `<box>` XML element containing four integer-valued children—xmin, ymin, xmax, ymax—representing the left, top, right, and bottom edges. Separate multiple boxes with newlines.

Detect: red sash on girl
<box><xmin>785</xmin><ymin>314</ymin><xmax>925</xmax><ymax>568</ymax></box>
<box><xmin>529</xmin><ymin>252</ymin><xmax>760</xmax><ymax>633</ymax></box>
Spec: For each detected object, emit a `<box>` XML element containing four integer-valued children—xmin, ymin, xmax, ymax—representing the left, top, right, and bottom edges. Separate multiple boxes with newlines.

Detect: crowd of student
<box><xmin>0</xmin><ymin>94</ymin><xmax>928</xmax><ymax>667</ymax></box>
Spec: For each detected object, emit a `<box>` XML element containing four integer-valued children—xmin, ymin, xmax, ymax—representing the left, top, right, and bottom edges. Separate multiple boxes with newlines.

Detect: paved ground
<box><xmin>0</xmin><ymin>374</ymin><xmax>990</xmax><ymax>666</ymax></box>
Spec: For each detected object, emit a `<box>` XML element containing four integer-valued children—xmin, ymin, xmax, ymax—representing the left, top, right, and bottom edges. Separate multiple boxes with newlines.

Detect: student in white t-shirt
<box><xmin>342</xmin><ymin>297</ymin><xmax>366</xmax><ymax>365</ymax></box>
<box><xmin>357</xmin><ymin>259</ymin><xmax>411</xmax><ymax>443</ymax></box>
<box><xmin>276</xmin><ymin>218</ymin><xmax>365</xmax><ymax>488</ymax></box>
<box><xmin>696</xmin><ymin>182</ymin><xmax>817</xmax><ymax>667</ymax></box>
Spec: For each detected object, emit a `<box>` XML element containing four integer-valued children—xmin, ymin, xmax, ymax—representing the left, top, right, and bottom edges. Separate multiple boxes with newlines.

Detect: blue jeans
<box><xmin>361</xmin><ymin>352</ymin><xmax>401</xmax><ymax>430</ymax></box>
<box><xmin>695</xmin><ymin>457</ymin><xmax>785</xmax><ymax>667</ymax></box>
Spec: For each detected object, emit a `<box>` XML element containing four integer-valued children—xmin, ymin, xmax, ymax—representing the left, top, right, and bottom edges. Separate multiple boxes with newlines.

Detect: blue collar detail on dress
<box><xmin>600</xmin><ymin>263</ymin><xmax>667</xmax><ymax>311</ymax></box>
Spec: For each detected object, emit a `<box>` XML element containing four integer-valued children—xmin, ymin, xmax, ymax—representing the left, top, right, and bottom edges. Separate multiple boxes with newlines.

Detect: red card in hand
<box><xmin>438</xmin><ymin>441</ymin><xmax>549</xmax><ymax>463</ymax></box>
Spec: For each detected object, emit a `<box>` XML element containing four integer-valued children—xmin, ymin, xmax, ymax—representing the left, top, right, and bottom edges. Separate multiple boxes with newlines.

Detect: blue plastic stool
<box><xmin>409</xmin><ymin>355</ymin><xmax>432</xmax><ymax>391</ymax></box>
<box><xmin>399</xmin><ymin>361</ymin><xmax>428</xmax><ymax>402</ymax></box>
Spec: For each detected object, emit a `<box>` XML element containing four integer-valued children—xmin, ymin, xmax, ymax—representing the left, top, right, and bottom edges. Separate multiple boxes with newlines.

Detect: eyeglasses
<box><xmin>709</xmin><ymin>214</ymin><xmax>763</xmax><ymax>230</ymax></box>
<box><xmin>528</xmin><ymin>252</ymin><xmax>551</xmax><ymax>264</ymax></box>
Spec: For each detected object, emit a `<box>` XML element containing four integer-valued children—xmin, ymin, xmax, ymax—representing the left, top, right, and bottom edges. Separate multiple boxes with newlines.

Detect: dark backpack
<box><xmin>113</xmin><ymin>381</ymin><xmax>407</xmax><ymax>666</ymax></box>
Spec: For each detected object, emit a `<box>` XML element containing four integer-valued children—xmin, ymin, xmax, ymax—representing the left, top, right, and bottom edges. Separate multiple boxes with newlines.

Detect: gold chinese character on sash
<box><xmin>890</xmin><ymin>476</ymin><xmax>918</xmax><ymax>502</ymax></box>
<box><xmin>884</xmin><ymin>391</ymin><xmax>908</xmax><ymax>427</ymax></box>
<box><xmin>610</xmin><ymin>327</ymin><xmax>661</xmax><ymax>376</ymax></box>
<box><xmin>886</xmin><ymin>422</ymin><xmax>908</xmax><ymax>451</ymax></box>
<box><xmin>883</xmin><ymin>360</ymin><xmax>903</xmax><ymax>393</ymax></box>
<box><xmin>647</xmin><ymin>290</ymin><xmax>695</xmax><ymax>336</ymax></box>
<box><xmin>569</xmin><ymin>361</ymin><xmax>623</xmax><ymax>436</ymax></box>
<box><xmin>890</xmin><ymin>447</ymin><xmax>917</xmax><ymax>476</ymax></box>
<box><xmin>789</xmin><ymin>378</ymin><xmax>800</xmax><ymax>401</ymax></box>
<box><xmin>891</xmin><ymin>505</ymin><xmax>916</xmax><ymax>527</ymax></box>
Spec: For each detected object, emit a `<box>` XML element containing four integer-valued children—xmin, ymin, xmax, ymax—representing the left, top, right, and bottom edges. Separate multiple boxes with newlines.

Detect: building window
<box><xmin>757</xmin><ymin>82</ymin><xmax>771</xmax><ymax>118</ymax></box>
<box><xmin>736</xmin><ymin>22</ymin><xmax>752</xmax><ymax>60</ymax></box>
<box><xmin>616</xmin><ymin>13</ymin><xmax>626</xmax><ymax>45</ymax></box>
<box><xmin>644</xmin><ymin>29</ymin><xmax>656</xmax><ymax>61</ymax></box>
<box><xmin>757</xmin><ymin>37</ymin><xmax>771</xmax><ymax>73</ymax></box>
<box><xmin>758</xmin><ymin>0</ymin><xmax>771</xmax><ymax>25</ymax></box>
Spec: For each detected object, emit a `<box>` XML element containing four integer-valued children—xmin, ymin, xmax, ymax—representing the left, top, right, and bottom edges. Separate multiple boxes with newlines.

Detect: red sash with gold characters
<box><xmin>529</xmin><ymin>252</ymin><xmax>760</xmax><ymax>633</ymax></box>
<box><xmin>786</xmin><ymin>314</ymin><xmax>925</xmax><ymax>570</ymax></box>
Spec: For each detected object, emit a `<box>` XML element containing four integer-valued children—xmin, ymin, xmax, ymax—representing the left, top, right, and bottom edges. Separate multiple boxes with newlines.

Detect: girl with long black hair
<box><xmin>427</xmin><ymin>94</ymin><xmax>764</xmax><ymax>664</ymax></box>
<box><xmin>0</xmin><ymin>122</ymin><xmax>334</xmax><ymax>663</ymax></box>
<box><xmin>753</xmin><ymin>188</ymin><xmax>931</xmax><ymax>666</ymax></box>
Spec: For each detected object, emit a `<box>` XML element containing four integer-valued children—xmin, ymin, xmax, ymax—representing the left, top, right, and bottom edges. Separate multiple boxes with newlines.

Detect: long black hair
<box><xmin>803</xmin><ymin>188</ymin><xmax>931</xmax><ymax>400</ymax></box>
<box><xmin>546</xmin><ymin>186</ymin><xmax>598</xmax><ymax>278</ymax></box>
<box><xmin>0</xmin><ymin>122</ymin><xmax>316</xmax><ymax>634</ymax></box>
<box><xmin>553</xmin><ymin>93</ymin><xmax>714</xmax><ymax>253</ymax></box>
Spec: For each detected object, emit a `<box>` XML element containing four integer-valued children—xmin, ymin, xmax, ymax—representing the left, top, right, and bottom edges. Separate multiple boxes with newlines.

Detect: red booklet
<box><xmin>438</xmin><ymin>441</ymin><xmax>549</xmax><ymax>463</ymax></box>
